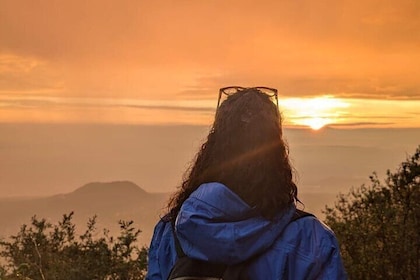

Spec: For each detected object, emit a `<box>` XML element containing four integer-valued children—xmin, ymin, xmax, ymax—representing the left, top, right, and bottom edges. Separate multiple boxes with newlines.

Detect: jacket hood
<box><xmin>175</xmin><ymin>182</ymin><xmax>296</xmax><ymax>265</ymax></box>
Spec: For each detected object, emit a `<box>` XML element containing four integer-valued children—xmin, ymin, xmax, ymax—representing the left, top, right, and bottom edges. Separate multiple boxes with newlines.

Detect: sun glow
<box><xmin>301</xmin><ymin>117</ymin><xmax>331</xmax><ymax>130</ymax></box>
<box><xmin>280</xmin><ymin>96</ymin><xmax>350</xmax><ymax>130</ymax></box>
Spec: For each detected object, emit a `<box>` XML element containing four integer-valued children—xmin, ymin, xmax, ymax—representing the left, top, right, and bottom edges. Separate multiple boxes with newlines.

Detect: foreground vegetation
<box><xmin>324</xmin><ymin>146</ymin><xmax>419</xmax><ymax>279</ymax></box>
<box><xmin>0</xmin><ymin>213</ymin><xmax>147</xmax><ymax>279</ymax></box>
<box><xmin>1</xmin><ymin>146</ymin><xmax>418</xmax><ymax>279</ymax></box>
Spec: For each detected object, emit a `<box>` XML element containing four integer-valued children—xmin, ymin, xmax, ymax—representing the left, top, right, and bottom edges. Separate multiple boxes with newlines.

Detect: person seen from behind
<box><xmin>146</xmin><ymin>87</ymin><xmax>347</xmax><ymax>279</ymax></box>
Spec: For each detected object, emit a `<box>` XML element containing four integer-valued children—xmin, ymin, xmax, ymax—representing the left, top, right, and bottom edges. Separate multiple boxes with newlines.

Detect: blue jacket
<box><xmin>146</xmin><ymin>182</ymin><xmax>347</xmax><ymax>279</ymax></box>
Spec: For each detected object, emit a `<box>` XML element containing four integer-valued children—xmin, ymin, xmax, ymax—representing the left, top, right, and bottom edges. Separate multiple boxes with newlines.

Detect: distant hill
<box><xmin>72</xmin><ymin>181</ymin><xmax>147</xmax><ymax>196</ymax></box>
<box><xmin>0</xmin><ymin>181</ymin><xmax>169</xmax><ymax>246</ymax></box>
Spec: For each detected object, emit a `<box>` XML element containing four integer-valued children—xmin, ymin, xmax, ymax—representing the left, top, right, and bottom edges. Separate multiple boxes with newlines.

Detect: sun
<box><xmin>280</xmin><ymin>96</ymin><xmax>349</xmax><ymax>130</ymax></box>
<box><xmin>301</xmin><ymin>117</ymin><xmax>330</xmax><ymax>130</ymax></box>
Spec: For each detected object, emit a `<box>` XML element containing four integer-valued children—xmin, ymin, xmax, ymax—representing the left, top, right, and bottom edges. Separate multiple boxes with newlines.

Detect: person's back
<box><xmin>146</xmin><ymin>87</ymin><xmax>347</xmax><ymax>279</ymax></box>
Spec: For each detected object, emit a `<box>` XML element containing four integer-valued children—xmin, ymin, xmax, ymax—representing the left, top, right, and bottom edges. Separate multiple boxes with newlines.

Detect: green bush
<box><xmin>324</xmin><ymin>146</ymin><xmax>420</xmax><ymax>279</ymax></box>
<box><xmin>0</xmin><ymin>212</ymin><xmax>147</xmax><ymax>280</ymax></box>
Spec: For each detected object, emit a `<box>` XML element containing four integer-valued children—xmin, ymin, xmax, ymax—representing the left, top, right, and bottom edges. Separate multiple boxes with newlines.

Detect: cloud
<box><xmin>0</xmin><ymin>54</ymin><xmax>64</xmax><ymax>94</ymax></box>
<box><xmin>2</xmin><ymin>1</ymin><xmax>419</xmax><ymax>59</ymax></box>
<box><xmin>0</xmin><ymin>95</ymin><xmax>215</xmax><ymax>112</ymax></box>
<box><xmin>0</xmin><ymin>0</ymin><xmax>419</xmax><ymax>118</ymax></box>
<box><xmin>327</xmin><ymin>122</ymin><xmax>395</xmax><ymax>128</ymax></box>
<box><xmin>2</xmin><ymin>93</ymin><xmax>419</xmax><ymax>128</ymax></box>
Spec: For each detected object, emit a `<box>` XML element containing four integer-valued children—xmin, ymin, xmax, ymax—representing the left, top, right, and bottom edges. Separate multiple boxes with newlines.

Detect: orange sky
<box><xmin>0</xmin><ymin>0</ymin><xmax>419</xmax><ymax>128</ymax></box>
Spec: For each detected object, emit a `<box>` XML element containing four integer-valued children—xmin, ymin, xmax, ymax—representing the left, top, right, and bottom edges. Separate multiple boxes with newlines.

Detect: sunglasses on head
<box><xmin>217</xmin><ymin>86</ymin><xmax>279</xmax><ymax>109</ymax></box>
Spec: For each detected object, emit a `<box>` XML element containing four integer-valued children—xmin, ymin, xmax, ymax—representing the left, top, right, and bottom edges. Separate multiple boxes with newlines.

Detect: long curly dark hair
<box><xmin>167</xmin><ymin>88</ymin><xmax>297</xmax><ymax>219</ymax></box>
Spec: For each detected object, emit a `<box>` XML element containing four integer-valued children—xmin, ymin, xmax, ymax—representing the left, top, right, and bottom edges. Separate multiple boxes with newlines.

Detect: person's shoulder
<box><xmin>147</xmin><ymin>214</ymin><xmax>177</xmax><ymax>279</ymax></box>
<box><xmin>296</xmin><ymin>212</ymin><xmax>335</xmax><ymax>232</ymax></box>
<box><xmin>148</xmin><ymin>213</ymin><xmax>175</xmax><ymax>262</ymax></box>
<box><xmin>150</xmin><ymin>213</ymin><xmax>174</xmax><ymax>244</ymax></box>
<box><xmin>281</xmin><ymin>212</ymin><xmax>348</xmax><ymax>279</ymax></box>
<box><xmin>279</xmin><ymin>211</ymin><xmax>338</xmax><ymax>250</ymax></box>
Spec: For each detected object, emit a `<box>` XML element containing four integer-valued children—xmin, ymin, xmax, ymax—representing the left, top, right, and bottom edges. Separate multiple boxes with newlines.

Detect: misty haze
<box><xmin>1</xmin><ymin>124</ymin><xmax>419</xmax><ymax>245</ymax></box>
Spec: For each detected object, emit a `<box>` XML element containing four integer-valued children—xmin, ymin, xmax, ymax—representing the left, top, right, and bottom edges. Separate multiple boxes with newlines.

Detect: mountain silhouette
<box><xmin>0</xmin><ymin>181</ymin><xmax>169</xmax><ymax>245</ymax></box>
<box><xmin>71</xmin><ymin>181</ymin><xmax>147</xmax><ymax>197</ymax></box>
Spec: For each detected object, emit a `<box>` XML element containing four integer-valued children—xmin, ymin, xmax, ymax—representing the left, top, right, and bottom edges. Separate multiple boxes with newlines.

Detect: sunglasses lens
<box><xmin>256</xmin><ymin>87</ymin><xmax>277</xmax><ymax>97</ymax></box>
<box><xmin>222</xmin><ymin>87</ymin><xmax>242</xmax><ymax>96</ymax></box>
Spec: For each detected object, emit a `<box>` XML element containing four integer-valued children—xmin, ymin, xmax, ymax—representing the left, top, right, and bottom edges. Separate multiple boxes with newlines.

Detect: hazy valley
<box><xmin>0</xmin><ymin>181</ymin><xmax>340</xmax><ymax>246</ymax></box>
<box><xmin>1</xmin><ymin>124</ymin><xmax>419</xmax><ymax>246</ymax></box>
